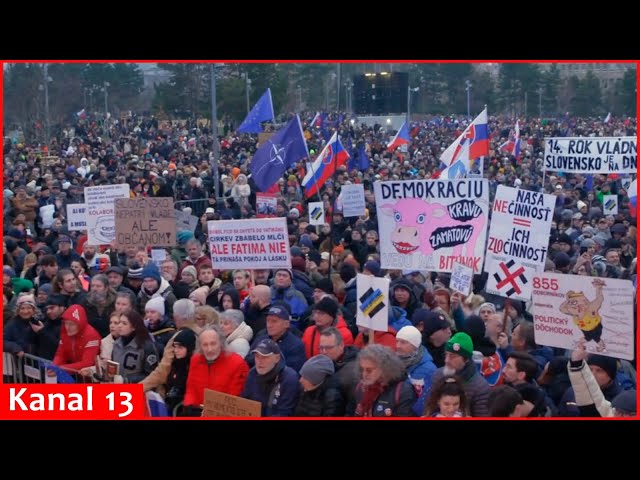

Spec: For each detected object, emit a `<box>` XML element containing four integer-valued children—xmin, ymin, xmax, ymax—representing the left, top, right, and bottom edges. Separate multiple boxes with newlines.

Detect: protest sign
<box><xmin>85</xmin><ymin>184</ymin><xmax>130</xmax><ymax>245</ymax></box>
<box><xmin>603</xmin><ymin>194</ymin><xmax>618</xmax><ymax>215</ymax></box>
<box><xmin>208</xmin><ymin>218</ymin><xmax>291</xmax><ymax>270</ymax></box>
<box><xmin>544</xmin><ymin>137</ymin><xmax>636</xmax><ymax>174</ymax></box>
<box><xmin>114</xmin><ymin>197</ymin><xmax>176</xmax><ymax>248</ymax></box>
<box><xmin>203</xmin><ymin>389</ymin><xmax>261</xmax><ymax>417</ymax></box>
<box><xmin>356</xmin><ymin>274</ymin><xmax>390</xmax><ymax>332</ymax></box>
<box><xmin>341</xmin><ymin>184</ymin><xmax>366</xmax><ymax>218</ymax></box>
<box><xmin>450</xmin><ymin>261</ymin><xmax>473</xmax><ymax>296</ymax></box>
<box><xmin>531</xmin><ymin>273</ymin><xmax>634</xmax><ymax>360</ymax></box>
<box><xmin>484</xmin><ymin>185</ymin><xmax>555</xmax><ymax>301</ymax></box>
<box><xmin>308</xmin><ymin>202</ymin><xmax>325</xmax><ymax>226</ymax></box>
<box><xmin>256</xmin><ymin>193</ymin><xmax>278</xmax><ymax>218</ymax></box>
<box><xmin>374</xmin><ymin>179</ymin><xmax>489</xmax><ymax>273</ymax></box>
<box><xmin>67</xmin><ymin>204</ymin><xmax>88</xmax><ymax>231</ymax></box>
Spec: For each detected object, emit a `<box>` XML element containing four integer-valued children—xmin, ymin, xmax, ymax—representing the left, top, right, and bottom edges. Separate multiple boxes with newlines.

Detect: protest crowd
<box><xmin>2</xmin><ymin>100</ymin><xmax>637</xmax><ymax>418</ymax></box>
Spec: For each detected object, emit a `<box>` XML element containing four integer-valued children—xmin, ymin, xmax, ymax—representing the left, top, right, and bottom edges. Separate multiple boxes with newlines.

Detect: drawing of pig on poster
<box><xmin>374</xmin><ymin>179</ymin><xmax>489</xmax><ymax>273</ymax></box>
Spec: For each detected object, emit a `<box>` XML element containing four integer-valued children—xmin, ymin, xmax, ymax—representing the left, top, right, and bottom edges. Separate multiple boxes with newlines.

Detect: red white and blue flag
<box><xmin>387</xmin><ymin>121</ymin><xmax>411</xmax><ymax>152</ymax></box>
<box><xmin>499</xmin><ymin>120</ymin><xmax>521</xmax><ymax>162</ymax></box>
<box><xmin>302</xmin><ymin>132</ymin><xmax>350</xmax><ymax>199</ymax></box>
<box><xmin>438</xmin><ymin>107</ymin><xmax>489</xmax><ymax>179</ymax></box>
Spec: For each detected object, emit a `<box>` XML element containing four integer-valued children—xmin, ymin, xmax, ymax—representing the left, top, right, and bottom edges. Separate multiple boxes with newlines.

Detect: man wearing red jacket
<box><xmin>183</xmin><ymin>325</ymin><xmax>249</xmax><ymax>416</ymax></box>
<box><xmin>303</xmin><ymin>297</ymin><xmax>354</xmax><ymax>358</ymax></box>
<box><xmin>52</xmin><ymin>304</ymin><xmax>101</xmax><ymax>374</ymax></box>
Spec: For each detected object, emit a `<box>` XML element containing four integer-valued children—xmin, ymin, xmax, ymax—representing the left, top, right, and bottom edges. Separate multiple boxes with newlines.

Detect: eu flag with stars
<box><xmin>249</xmin><ymin>115</ymin><xmax>309</xmax><ymax>191</ymax></box>
<box><xmin>237</xmin><ymin>88</ymin><xmax>275</xmax><ymax>133</ymax></box>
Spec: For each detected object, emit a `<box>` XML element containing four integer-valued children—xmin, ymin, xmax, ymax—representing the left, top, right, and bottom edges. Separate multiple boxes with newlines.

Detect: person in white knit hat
<box><xmin>144</xmin><ymin>297</ymin><xmax>175</xmax><ymax>353</ymax></box>
<box><xmin>396</xmin><ymin>325</ymin><xmax>438</xmax><ymax>414</ymax></box>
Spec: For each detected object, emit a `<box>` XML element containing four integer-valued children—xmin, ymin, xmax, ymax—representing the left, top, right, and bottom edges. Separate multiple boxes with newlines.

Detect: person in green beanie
<box><xmin>430</xmin><ymin>332</ymin><xmax>491</xmax><ymax>417</ymax></box>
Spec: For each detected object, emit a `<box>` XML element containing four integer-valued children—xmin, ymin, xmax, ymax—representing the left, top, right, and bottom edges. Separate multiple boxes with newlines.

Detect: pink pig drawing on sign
<box><xmin>379</xmin><ymin>198</ymin><xmax>485</xmax><ymax>258</ymax></box>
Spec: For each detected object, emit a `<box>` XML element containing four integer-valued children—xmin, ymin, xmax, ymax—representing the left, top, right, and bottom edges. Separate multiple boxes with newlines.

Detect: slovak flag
<box><xmin>628</xmin><ymin>179</ymin><xmax>637</xmax><ymax>217</ymax></box>
<box><xmin>387</xmin><ymin>121</ymin><xmax>411</xmax><ymax>152</ymax></box>
<box><xmin>302</xmin><ymin>132</ymin><xmax>350</xmax><ymax>199</ymax></box>
<box><xmin>499</xmin><ymin>120</ymin><xmax>521</xmax><ymax>162</ymax></box>
<box><xmin>144</xmin><ymin>390</ymin><xmax>170</xmax><ymax>417</ymax></box>
<box><xmin>604</xmin><ymin>112</ymin><xmax>611</xmax><ymax>123</ymax></box>
<box><xmin>76</xmin><ymin>109</ymin><xmax>87</xmax><ymax>119</ymax></box>
<box><xmin>438</xmin><ymin>107</ymin><xmax>489</xmax><ymax>178</ymax></box>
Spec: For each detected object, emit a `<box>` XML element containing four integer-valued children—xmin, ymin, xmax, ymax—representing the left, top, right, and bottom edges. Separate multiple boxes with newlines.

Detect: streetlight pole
<box><xmin>344</xmin><ymin>80</ymin><xmax>353</xmax><ymax>113</ymax></box>
<box><xmin>465</xmin><ymin>80</ymin><xmax>472</xmax><ymax>121</ymax></box>
<box><xmin>408</xmin><ymin>86</ymin><xmax>419</xmax><ymax>124</ymax></box>
<box><xmin>245</xmin><ymin>73</ymin><xmax>251</xmax><ymax>115</ymax></box>
<box><xmin>210</xmin><ymin>64</ymin><xmax>220</xmax><ymax>201</ymax></box>
<box><xmin>538</xmin><ymin>87</ymin><xmax>543</xmax><ymax>118</ymax></box>
<box><xmin>43</xmin><ymin>64</ymin><xmax>50</xmax><ymax>147</ymax></box>
<box><xmin>103</xmin><ymin>81</ymin><xmax>110</xmax><ymax>138</ymax></box>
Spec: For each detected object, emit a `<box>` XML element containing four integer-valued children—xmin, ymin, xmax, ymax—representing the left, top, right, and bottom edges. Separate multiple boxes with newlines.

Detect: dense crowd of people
<box><xmin>2</xmin><ymin>108</ymin><xmax>636</xmax><ymax>417</ymax></box>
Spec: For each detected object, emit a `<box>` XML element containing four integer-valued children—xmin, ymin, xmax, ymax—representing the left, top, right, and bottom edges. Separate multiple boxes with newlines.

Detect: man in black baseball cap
<box><xmin>241</xmin><ymin>337</ymin><xmax>301</xmax><ymax>417</ymax></box>
<box><xmin>412</xmin><ymin>308</ymin><xmax>452</xmax><ymax>368</ymax></box>
<box><xmin>246</xmin><ymin>302</ymin><xmax>306</xmax><ymax>373</ymax></box>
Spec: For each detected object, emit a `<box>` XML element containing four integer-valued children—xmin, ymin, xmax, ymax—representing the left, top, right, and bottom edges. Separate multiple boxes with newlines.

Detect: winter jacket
<box><xmin>111</xmin><ymin>336</ymin><xmax>159</xmax><ymax>384</ymax></box>
<box><xmin>28</xmin><ymin>317</ymin><xmax>62</xmax><ymax>360</ymax></box>
<box><xmin>138</xmin><ymin>278</ymin><xmax>177</xmax><ymax>318</ymax></box>
<box><xmin>294</xmin><ymin>376</ymin><xmax>344</xmax><ymax>417</ymax></box>
<box><xmin>302</xmin><ymin>318</ymin><xmax>354</xmax><ymax>359</ymax></box>
<box><xmin>567</xmin><ymin>359</ymin><xmax>616</xmax><ymax>417</ymax></box>
<box><xmin>83</xmin><ymin>293</ymin><xmax>117</xmax><ymax>338</ymax></box>
<box><xmin>271</xmin><ymin>285</ymin><xmax>308</xmax><ymax>328</ymax></box>
<box><xmin>241</xmin><ymin>357</ymin><xmax>301</xmax><ymax>417</ymax></box>
<box><xmin>140</xmin><ymin>323</ymin><xmax>201</xmax><ymax>393</ymax></box>
<box><xmin>225</xmin><ymin>322</ymin><xmax>253</xmax><ymax>358</ymax></box>
<box><xmin>347</xmin><ymin>379</ymin><xmax>417</xmax><ymax>417</ymax></box>
<box><xmin>53</xmin><ymin>310</ymin><xmax>102</xmax><ymax>372</ymax></box>
<box><xmin>148</xmin><ymin>318</ymin><xmax>177</xmax><ymax>354</ymax></box>
<box><xmin>432</xmin><ymin>360</ymin><xmax>491</xmax><ymax>417</ymax></box>
<box><xmin>183</xmin><ymin>351</ymin><xmax>249</xmax><ymax>407</ymax></box>
<box><xmin>3</xmin><ymin>316</ymin><xmax>34</xmax><ymax>354</ymax></box>
<box><xmin>354</xmin><ymin>327</ymin><xmax>397</xmax><ymax>351</ymax></box>
<box><xmin>292</xmin><ymin>270</ymin><xmax>314</xmax><ymax>306</ymax></box>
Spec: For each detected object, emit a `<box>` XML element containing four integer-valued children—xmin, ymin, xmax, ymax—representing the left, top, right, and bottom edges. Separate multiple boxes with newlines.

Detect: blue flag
<box><xmin>249</xmin><ymin>115</ymin><xmax>309</xmax><ymax>191</ymax></box>
<box><xmin>357</xmin><ymin>143</ymin><xmax>370</xmax><ymax>170</ymax></box>
<box><xmin>237</xmin><ymin>88</ymin><xmax>275</xmax><ymax>133</ymax></box>
<box><xmin>346</xmin><ymin>136</ymin><xmax>356</xmax><ymax>171</ymax></box>
<box><xmin>585</xmin><ymin>174</ymin><xmax>594</xmax><ymax>191</ymax></box>
<box><xmin>40</xmin><ymin>361</ymin><xmax>76</xmax><ymax>384</ymax></box>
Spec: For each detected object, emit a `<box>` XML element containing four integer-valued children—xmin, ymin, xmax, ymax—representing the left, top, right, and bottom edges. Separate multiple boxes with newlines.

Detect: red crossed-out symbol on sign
<box><xmin>496</xmin><ymin>261</ymin><xmax>525</xmax><ymax>295</ymax></box>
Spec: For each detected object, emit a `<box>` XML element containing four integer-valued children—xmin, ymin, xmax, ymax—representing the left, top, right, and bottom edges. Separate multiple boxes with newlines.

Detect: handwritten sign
<box><xmin>450</xmin><ymin>261</ymin><xmax>473</xmax><ymax>296</ymax></box>
<box><xmin>203</xmin><ymin>389</ymin><xmax>262</xmax><ymax>417</ymax></box>
<box><xmin>114</xmin><ymin>197</ymin><xmax>176</xmax><ymax>248</ymax></box>
<box><xmin>85</xmin><ymin>184</ymin><xmax>130</xmax><ymax>245</ymax></box>
<box><xmin>67</xmin><ymin>203</ymin><xmax>88</xmax><ymax>231</ymax></box>
<box><xmin>341</xmin><ymin>184</ymin><xmax>366</xmax><ymax>218</ymax></box>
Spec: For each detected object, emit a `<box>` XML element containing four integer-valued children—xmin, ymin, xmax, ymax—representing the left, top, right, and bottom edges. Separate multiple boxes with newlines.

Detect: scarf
<box><xmin>355</xmin><ymin>381</ymin><xmax>386</xmax><ymax>417</ymax></box>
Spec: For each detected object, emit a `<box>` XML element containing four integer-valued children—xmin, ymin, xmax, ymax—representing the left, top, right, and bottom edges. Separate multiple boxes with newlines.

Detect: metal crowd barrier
<box><xmin>3</xmin><ymin>352</ymin><xmax>92</xmax><ymax>384</ymax></box>
<box><xmin>3</xmin><ymin>351</ymin><xmax>22</xmax><ymax>383</ymax></box>
<box><xmin>174</xmin><ymin>198</ymin><xmax>212</xmax><ymax>220</ymax></box>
